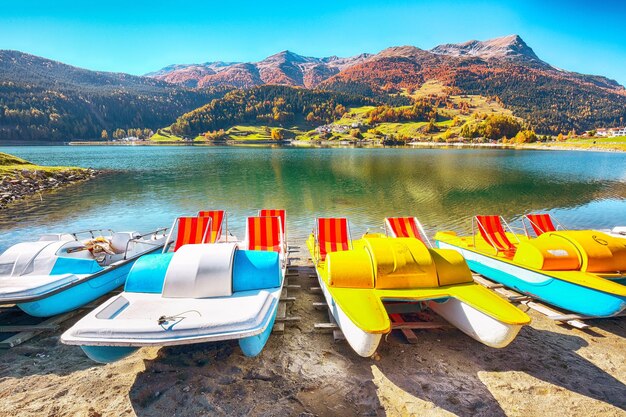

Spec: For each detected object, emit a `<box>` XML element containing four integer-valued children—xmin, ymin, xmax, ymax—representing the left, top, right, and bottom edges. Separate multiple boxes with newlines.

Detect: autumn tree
<box><xmin>101</xmin><ymin>130</ymin><xmax>108</xmax><ymax>140</ymax></box>
<box><xmin>271</xmin><ymin>128</ymin><xmax>285</xmax><ymax>140</ymax></box>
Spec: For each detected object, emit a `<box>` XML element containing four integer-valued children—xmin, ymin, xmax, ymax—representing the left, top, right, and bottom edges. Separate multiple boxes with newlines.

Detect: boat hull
<box><xmin>80</xmin><ymin>345</ymin><xmax>139</xmax><ymax>363</ymax></box>
<box><xmin>239</xmin><ymin>308</ymin><xmax>278</xmax><ymax>357</ymax></box>
<box><xmin>316</xmin><ymin>272</ymin><xmax>382</xmax><ymax>357</ymax></box>
<box><xmin>437</xmin><ymin>241</ymin><xmax>626</xmax><ymax>317</ymax></box>
<box><xmin>427</xmin><ymin>298</ymin><xmax>522</xmax><ymax>348</ymax></box>
<box><xmin>17</xmin><ymin>260</ymin><xmax>135</xmax><ymax>317</ymax></box>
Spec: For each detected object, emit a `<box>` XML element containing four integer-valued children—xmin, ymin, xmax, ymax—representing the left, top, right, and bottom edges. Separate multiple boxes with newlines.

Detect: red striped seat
<box><xmin>198</xmin><ymin>210</ymin><xmax>225</xmax><ymax>243</ymax></box>
<box><xmin>525</xmin><ymin>213</ymin><xmax>557</xmax><ymax>236</ymax></box>
<box><xmin>246</xmin><ymin>216</ymin><xmax>283</xmax><ymax>252</ymax></box>
<box><xmin>475</xmin><ymin>215</ymin><xmax>517</xmax><ymax>256</ymax></box>
<box><xmin>259</xmin><ymin>209</ymin><xmax>286</xmax><ymax>239</ymax></box>
<box><xmin>174</xmin><ymin>216</ymin><xmax>212</xmax><ymax>252</ymax></box>
<box><xmin>385</xmin><ymin>217</ymin><xmax>424</xmax><ymax>242</ymax></box>
<box><xmin>317</xmin><ymin>218</ymin><xmax>351</xmax><ymax>261</ymax></box>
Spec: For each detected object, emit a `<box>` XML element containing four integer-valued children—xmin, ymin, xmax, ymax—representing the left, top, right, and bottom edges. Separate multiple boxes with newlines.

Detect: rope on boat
<box><xmin>157</xmin><ymin>310</ymin><xmax>202</xmax><ymax>326</ymax></box>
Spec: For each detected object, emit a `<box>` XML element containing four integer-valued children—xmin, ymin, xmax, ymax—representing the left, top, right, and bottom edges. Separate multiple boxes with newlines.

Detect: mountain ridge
<box><xmin>147</xmin><ymin>35</ymin><xmax>624</xmax><ymax>91</ymax></box>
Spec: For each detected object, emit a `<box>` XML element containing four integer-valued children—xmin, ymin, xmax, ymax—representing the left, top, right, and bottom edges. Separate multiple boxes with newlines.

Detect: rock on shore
<box><xmin>0</xmin><ymin>152</ymin><xmax>99</xmax><ymax>209</ymax></box>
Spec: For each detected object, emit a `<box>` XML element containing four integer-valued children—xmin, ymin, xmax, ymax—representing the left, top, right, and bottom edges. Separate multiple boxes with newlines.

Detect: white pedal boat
<box><xmin>62</xmin><ymin>213</ymin><xmax>287</xmax><ymax>363</ymax></box>
<box><xmin>0</xmin><ymin>228</ymin><xmax>167</xmax><ymax>317</ymax></box>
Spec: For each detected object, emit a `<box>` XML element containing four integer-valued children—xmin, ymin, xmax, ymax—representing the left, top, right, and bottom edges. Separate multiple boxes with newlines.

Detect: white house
<box><xmin>608</xmin><ymin>127</ymin><xmax>626</xmax><ymax>137</ymax></box>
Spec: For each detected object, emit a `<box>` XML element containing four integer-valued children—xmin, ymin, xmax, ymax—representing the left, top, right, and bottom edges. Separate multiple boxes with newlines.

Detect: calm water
<box><xmin>1</xmin><ymin>146</ymin><xmax>625</xmax><ymax>252</ymax></box>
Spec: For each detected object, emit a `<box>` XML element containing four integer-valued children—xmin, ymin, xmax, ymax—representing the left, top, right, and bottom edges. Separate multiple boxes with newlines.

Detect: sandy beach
<box><xmin>0</xmin><ymin>249</ymin><xmax>625</xmax><ymax>417</ymax></box>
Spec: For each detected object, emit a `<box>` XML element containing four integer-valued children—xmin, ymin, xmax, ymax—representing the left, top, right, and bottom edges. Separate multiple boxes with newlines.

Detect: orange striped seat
<box><xmin>385</xmin><ymin>217</ymin><xmax>424</xmax><ymax>242</ymax></box>
<box><xmin>475</xmin><ymin>215</ymin><xmax>517</xmax><ymax>257</ymax></box>
<box><xmin>259</xmin><ymin>209</ymin><xmax>286</xmax><ymax>239</ymax></box>
<box><xmin>317</xmin><ymin>218</ymin><xmax>351</xmax><ymax>261</ymax></box>
<box><xmin>198</xmin><ymin>210</ymin><xmax>225</xmax><ymax>243</ymax></box>
<box><xmin>246</xmin><ymin>216</ymin><xmax>283</xmax><ymax>252</ymax></box>
<box><xmin>174</xmin><ymin>216</ymin><xmax>212</xmax><ymax>252</ymax></box>
<box><xmin>525</xmin><ymin>213</ymin><xmax>557</xmax><ymax>236</ymax></box>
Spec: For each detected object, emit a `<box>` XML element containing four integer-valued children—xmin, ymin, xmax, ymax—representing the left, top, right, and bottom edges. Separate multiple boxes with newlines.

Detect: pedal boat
<box><xmin>306</xmin><ymin>217</ymin><xmax>530</xmax><ymax>357</ymax></box>
<box><xmin>0</xmin><ymin>228</ymin><xmax>167</xmax><ymax>317</ymax></box>
<box><xmin>435</xmin><ymin>215</ymin><xmax>626</xmax><ymax>317</ymax></box>
<box><xmin>62</xmin><ymin>213</ymin><xmax>286</xmax><ymax>363</ymax></box>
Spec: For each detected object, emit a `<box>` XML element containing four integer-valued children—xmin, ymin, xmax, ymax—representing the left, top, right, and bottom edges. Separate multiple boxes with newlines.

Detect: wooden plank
<box><xmin>0</xmin><ymin>311</ymin><xmax>79</xmax><ymax>349</ymax></box>
<box><xmin>0</xmin><ymin>324</ymin><xmax>59</xmax><ymax>333</ymax></box>
<box><xmin>276</xmin><ymin>302</ymin><xmax>286</xmax><ymax>319</ymax></box>
<box><xmin>285</xmin><ymin>284</ymin><xmax>301</xmax><ymax>289</ymax></box>
<box><xmin>473</xmin><ymin>274</ymin><xmax>590</xmax><ymax>329</ymax></box>
<box><xmin>310</xmin><ymin>286</ymin><xmax>322</xmax><ymax>293</ymax></box>
<box><xmin>272</xmin><ymin>322</ymin><xmax>285</xmax><ymax>334</ymax></box>
<box><xmin>314</xmin><ymin>323</ymin><xmax>338</xmax><ymax>330</ymax></box>
<box><xmin>312</xmin><ymin>302</ymin><xmax>327</xmax><ymax>310</ymax></box>
<box><xmin>279</xmin><ymin>296</ymin><xmax>296</xmax><ymax>302</ymax></box>
<box><xmin>389</xmin><ymin>314</ymin><xmax>418</xmax><ymax>344</ymax></box>
<box><xmin>275</xmin><ymin>316</ymin><xmax>301</xmax><ymax>322</ymax></box>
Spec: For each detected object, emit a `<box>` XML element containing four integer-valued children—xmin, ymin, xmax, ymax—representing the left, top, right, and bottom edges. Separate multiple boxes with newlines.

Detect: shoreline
<box><xmin>51</xmin><ymin>140</ymin><xmax>625</xmax><ymax>153</ymax></box>
<box><xmin>0</xmin><ymin>152</ymin><xmax>100</xmax><ymax>210</ymax></box>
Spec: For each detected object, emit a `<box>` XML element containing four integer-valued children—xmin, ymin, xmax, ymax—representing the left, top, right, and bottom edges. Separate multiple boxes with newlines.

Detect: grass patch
<box><xmin>0</xmin><ymin>152</ymin><xmax>85</xmax><ymax>177</ymax></box>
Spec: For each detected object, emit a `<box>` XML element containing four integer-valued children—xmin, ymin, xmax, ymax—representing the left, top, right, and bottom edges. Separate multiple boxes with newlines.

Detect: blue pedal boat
<box><xmin>0</xmin><ymin>228</ymin><xmax>167</xmax><ymax>317</ymax></box>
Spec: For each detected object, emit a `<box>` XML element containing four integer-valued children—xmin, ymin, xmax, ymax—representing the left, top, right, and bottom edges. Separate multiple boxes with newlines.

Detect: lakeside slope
<box><xmin>0</xmin><ymin>152</ymin><xmax>98</xmax><ymax>209</ymax></box>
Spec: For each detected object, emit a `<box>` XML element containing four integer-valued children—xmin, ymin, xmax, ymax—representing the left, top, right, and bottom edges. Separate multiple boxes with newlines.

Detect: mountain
<box><xmin>148</xmin><ymin>35</ymin><xmax>626</xmax><ymax>133</ymax></box>
<box><xmin>0</xmin><ymin>50</ymin><xmax>227</xmax><ymax>141</ymax></box>
<box><xmin>320</xmin><ymin>36</ymin><xmax>626</xmax><ymax>133</ymax></box>
<box><xmin>148</xmin><ymin>51</ymin><xmax>372</xmax><ymax>89</ymax></box>
<box><xmin>431</xmin><ymin>34</ymin><xmax>543</xmax><ymax>64</ymax></box>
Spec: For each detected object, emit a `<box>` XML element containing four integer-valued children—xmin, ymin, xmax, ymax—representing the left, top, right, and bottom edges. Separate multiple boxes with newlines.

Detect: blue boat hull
<box><xmin>437</xmin><ymin>241</ymin><xmax>626</xmax><ymax>317</ymax></box>
<box><xmin>18</xmin><ymin>259</ymin><xmax>137</xmax><ymax>317</ymax></box>
<box><xmin>79</xmin><ymin>310</ymin><xmax>278</xmax><ymax>364</ymax></box>
<box><xmin>239</xmin><ymin>307</ymin><xmax>278</xmax><ymax>357</ymax></box>
<box><xmin>81</xmin><ymin>345</ymin><xmax>139</xmax><ymax>363</ymax></box>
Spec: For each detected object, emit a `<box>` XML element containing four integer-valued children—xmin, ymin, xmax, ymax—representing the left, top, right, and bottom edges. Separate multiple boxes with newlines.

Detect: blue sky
<box><xmin>1</xmin><ymin>0</ymin><xmax>625</xmax><ymax>85</ymax></box>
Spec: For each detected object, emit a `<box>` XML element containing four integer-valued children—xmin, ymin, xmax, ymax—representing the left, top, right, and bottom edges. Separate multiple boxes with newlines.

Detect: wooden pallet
<box><xmin>0</xmin><ymin>310</ymin><xmax>81</xmax><ymax>349</ymax></box>
<box><xmin>470</xmin><ymin>273</ymin><xmax>625</xmax><ymax>329</ymax></box>
<box><xmin>0</xmin><ymin>290</ymin><xmax>125</xmax><ymax>349</ymax></box>
<box><xmin>272</xmin><ymin>261</ymin><xmax>301</xmax><ymax>333</ymax></box>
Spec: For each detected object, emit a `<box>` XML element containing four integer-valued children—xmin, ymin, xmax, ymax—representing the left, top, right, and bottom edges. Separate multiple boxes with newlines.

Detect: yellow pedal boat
<box><xmin>435</xmin><ymin>215</ymin><xmax>626</xmax><ymax>317</ymax></box>
<box><xmin>307</xmin><ymin>217</ymin><xmax>530</xmax><ymax>357</ymax></box>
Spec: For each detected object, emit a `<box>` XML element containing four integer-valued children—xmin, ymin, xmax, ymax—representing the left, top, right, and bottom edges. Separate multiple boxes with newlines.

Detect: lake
<box><xmin>1</xmin><ymin>145</ymin><xmax>625</xmax><ymax>252</ymax></box>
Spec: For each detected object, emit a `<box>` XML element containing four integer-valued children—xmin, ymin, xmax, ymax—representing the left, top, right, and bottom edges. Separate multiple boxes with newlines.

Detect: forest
<box><xmin>170</xmin><ymin>85</ymin><xmax>378</xmax><ymax>137</ymax></box>
<box><xmin>0</xmin><ymin>51</ymin><xmax>229</xmax><ymax>141</ymax></box>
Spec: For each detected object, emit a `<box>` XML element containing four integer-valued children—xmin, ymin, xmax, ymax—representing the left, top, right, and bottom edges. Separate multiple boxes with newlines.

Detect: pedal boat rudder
<box><xmin>434</xmin><ymin>229</ymin><xmax>626</xmax><ymax>317</ymax></box>
<box><xmin>307</xmin><ymin>233</ymin><xmax>530</xmax><ymax>357</ymax></box>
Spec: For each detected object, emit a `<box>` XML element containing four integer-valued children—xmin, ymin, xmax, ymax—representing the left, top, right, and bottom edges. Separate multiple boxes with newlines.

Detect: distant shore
<box><xmin>4</xmin><ymin>139</ymin><xmax>621</xmax><ymax>153</ymax></box>
<box><xmin>0</xmin><ymin>152</ymin><xmax>100</xmax><ymax>209</ymax></box>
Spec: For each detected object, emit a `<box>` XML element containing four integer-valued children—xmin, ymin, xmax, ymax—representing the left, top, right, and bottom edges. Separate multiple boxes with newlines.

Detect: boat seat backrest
<box><xmin>246</xmin><ymin>216</ymin><xmax>283</xmax><ymax>253</ymax></box>
<box><xmin>475</xmin><ymin>215</ymin><xmax>517</xmax><ymax>255</ymax></box>
<box><xmin>162</xmin><ymin>243</ymin><xmax>236</xmax><ymax>298</ymax></box>
<box><xmin>385</xmin><ymin>217</ymin><xmax>424</xmax><ymax>241</ymax></box>
<box><xmin>233</xmin><ymin>249</ymin><xmax>282</xmax><ymax>292</ymax></box>
<box><xmin>198</xmin><ymin>210</ymin><xmax>225</xmax><ymax>243</ymax></box>
<box><xmin>526</xmin><ymin>213</ymin><xmax>557</xmax><ymax>236</ymax></box>
<box><xmin>317</xmin><ymin>218</ymin><xmax>350</xmax><ymax>261</ymax></box>
<box><xmin>110</xmin><ymin>232</ymin><xmax>140</xmax><ymax>254</ymax></box>
<box><xmin>174</xmin><ymin>216</ymin><xmax>212</xmax><ymax>251</ymax></box>
<box><xmin>259</xmin><ymin>209</ymin><xmax>286</xmax><ymax>239</ymax></box>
